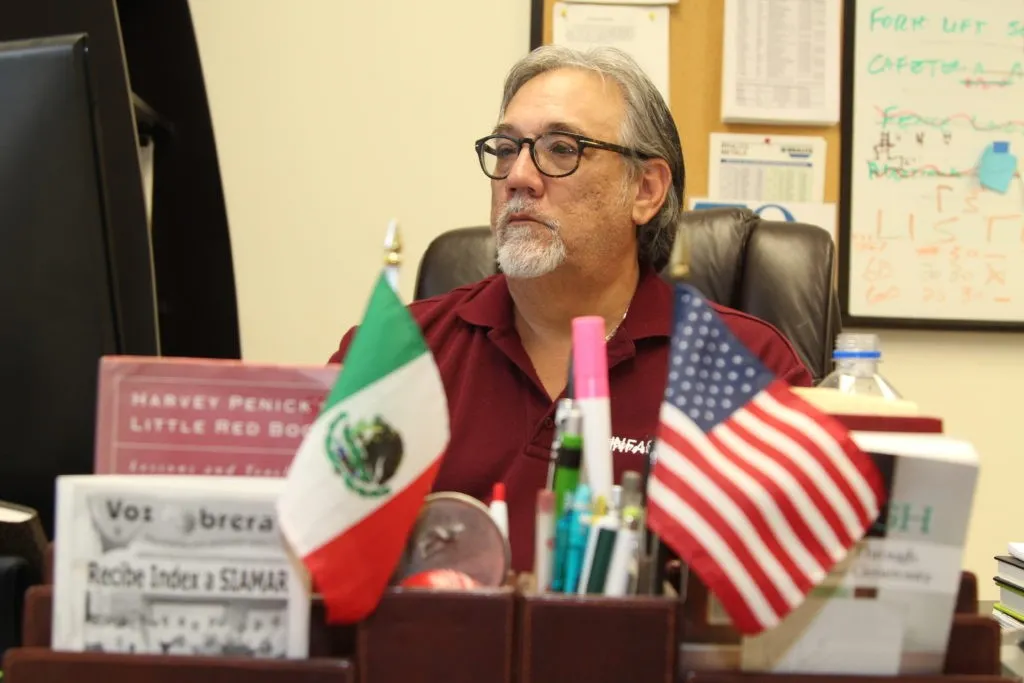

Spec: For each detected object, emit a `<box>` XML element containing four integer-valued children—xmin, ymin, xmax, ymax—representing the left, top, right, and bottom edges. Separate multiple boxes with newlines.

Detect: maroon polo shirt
<box><xmin>329</xmin><ymin>267</ymin><xmax>813</xmax><ymax>574</ymax></box>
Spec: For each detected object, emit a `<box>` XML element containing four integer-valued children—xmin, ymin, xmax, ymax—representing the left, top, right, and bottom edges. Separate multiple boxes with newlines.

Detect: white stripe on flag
<box><xmin>733</xmin><ymin>408</ymin><xmax>863</xmax><ymax>542</ymax></box>
<box><xmin>647</xmin><ymin>476</ymin><xmax>779</xmax><ymax>630</ymax></box>
<box><xmin>277</xmin><ymin>353</ymin><xmax>447</xmax><ymax>556</ymax></box>
<box><xmin>755</xmin><ymin>392</ymin><xmax>880</xmax><ymax>521</ymax></box>
<box><xmin>661</xmin><ymin>406</ymin><xmax>823</xmax><ymax>591</ymax></box>
<box><xmin>714</xmin><ymin>424</ymin><xmax>846</xmax><ymax>563</ymax></box>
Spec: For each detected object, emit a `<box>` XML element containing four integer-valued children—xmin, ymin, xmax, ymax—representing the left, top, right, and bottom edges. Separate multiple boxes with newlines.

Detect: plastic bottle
<box><xmin>818</xmin><ymin>333</ymin><xmax>901</xmax><ymax>399</ymax></box>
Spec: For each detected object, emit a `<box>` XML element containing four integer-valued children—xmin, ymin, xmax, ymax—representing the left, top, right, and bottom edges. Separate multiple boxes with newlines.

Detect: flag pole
<box><xmin>384</xmin><ymin>219</ymin><xmax>402</xmax><ymax>294</ymax></box>
<box><xmin>641</xmin><ymin>226</ymin><xmax>693</xmax><ymax>598</ymax></box>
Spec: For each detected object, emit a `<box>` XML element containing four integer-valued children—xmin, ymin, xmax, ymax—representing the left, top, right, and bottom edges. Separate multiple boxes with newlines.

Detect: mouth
<box><xmin>507</xmin><ymin>213</ymin><xmax>544</xmax><ymax>226</ymax></box>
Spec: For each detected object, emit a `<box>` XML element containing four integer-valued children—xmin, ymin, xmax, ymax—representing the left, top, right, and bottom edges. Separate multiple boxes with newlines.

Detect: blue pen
<box><xmin>562</xmin><ymin>484</ymin><xmax>592</xmax><ymax>594</ymax></box>
<box><xmin>550</xmin><ymin>490</ymin><xmax>575</xmax><ymax>592</ymax></box>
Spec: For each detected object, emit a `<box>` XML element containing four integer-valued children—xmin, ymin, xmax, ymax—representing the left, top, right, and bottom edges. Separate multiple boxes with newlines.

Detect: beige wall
<box><xmin>189</xmin><ymin>0</ymin><xmax>530</xmax><ymax>364</ymax></box>
<box><xmin>190</xmin><ymin>1</ymin><xmax>1021</xmax><ymax>600</ymax></box>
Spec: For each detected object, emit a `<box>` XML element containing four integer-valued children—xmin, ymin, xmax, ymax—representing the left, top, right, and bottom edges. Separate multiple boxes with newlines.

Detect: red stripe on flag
<box><xmin>705</xmin><ymin>424</ymin><xmax>835</xmax><ymax>577</ymax></box>
<box><xmin>303</xmin><ymin>459</ymin><xmax>442</xmax><ymax>624</ymax></box>
<box><xmin>767</xmin><ymin>385</ymin><xmax>886</xmax><ymax>521</ymax></box>
<box><xmin>646</xmin><ymin>491</ymin><xmax>764</xmax><ymax>635</ymax></box>
<box><xmin>650</xmin><ymin>449</ymin><xmax>791</xmax><ymax>619</ymax></box>
<box><xmin>748</xmin><ymin>384</ymin><xmax>873</xmax><ymax>528</ymax></box>
<box><xmin>726</xmin><ymin>402</ymin><xmax>855</xmax><ymax>549</ymax></box>
<box><xmin>659</xmin><ymin>420</ymin><xmax>813</xmax><ymax>595</ymax></box>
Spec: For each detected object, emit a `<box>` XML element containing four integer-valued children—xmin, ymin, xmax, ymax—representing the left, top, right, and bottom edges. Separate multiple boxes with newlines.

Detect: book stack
<box><xmin>992</xmin><ymin>546</ymin><xmax>1024</xmax><ymax>640</ymax></box>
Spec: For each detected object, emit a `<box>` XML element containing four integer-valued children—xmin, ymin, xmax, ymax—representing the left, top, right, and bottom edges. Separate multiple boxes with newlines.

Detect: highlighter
<box><xmin>572</xmin><ymin>317</ymin><xmax>614</xmax><ymax>504</ymax></box>
<box><xmin>561</xmin><ymin>484</ymin><xmax>592</xmax><ymax>594</ymax></box>
<box><xmin>552</xmin><ymin>406</ymin><xmax>583</xmax><ymax>521</ymax></box>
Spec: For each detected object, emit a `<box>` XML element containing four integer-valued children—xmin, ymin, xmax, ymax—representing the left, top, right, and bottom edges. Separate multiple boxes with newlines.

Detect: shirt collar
<box><xmin>455</xmin><ymin>265</ymin><xmax>672</xmax><ymax>342</ymax></box>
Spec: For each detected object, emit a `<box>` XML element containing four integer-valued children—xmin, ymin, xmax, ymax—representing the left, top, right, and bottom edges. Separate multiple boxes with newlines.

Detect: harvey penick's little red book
<box><xmin>93</xmin><ymin>355</ymin><xmax>339</xmax><ymax>477</ymax></box>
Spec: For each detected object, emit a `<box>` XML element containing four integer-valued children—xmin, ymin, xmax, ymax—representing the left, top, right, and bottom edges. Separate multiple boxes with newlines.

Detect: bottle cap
<box><xmin>492</xmin><ymin>482</ymin><xmax>505</xmax><ymax>503</ymax></box>
<box><xmin>833</xmin><ymin>332</ymin><xmax>881</xmax><ymax>360</ymax></box>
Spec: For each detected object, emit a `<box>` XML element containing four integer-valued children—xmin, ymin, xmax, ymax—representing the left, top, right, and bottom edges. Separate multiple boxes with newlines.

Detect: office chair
<box><xmin>413</xmin><ymin>207</ymin><xmax>840</xmax><ymax>382</ymax></box>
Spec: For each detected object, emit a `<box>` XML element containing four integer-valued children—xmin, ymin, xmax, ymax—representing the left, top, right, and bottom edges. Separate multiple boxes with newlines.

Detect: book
<box><xmin>740</xmin><ymin>431</ymin><xmax>978</xmax><ymax>675</ymax></box>
<box><xmin>793</xmin><ymin>387</ymin><xmax>943</xmax><ymax>434</ymax></box>
<box><xmin>51</xmin><ymin>475</ymin><xmax>311</xmax><ymax>658</ymax></box>
<box><xmin>93</xmin><ymin>356</ymin><xmax>338</xmax><ymax>477</ymax></box>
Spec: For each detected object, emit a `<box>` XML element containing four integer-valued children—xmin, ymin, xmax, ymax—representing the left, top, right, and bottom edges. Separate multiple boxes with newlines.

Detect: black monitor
<box><xmin>0</xmin><ymin>33</ymin><xmax>159</xmax><ymax>536</ymax></box>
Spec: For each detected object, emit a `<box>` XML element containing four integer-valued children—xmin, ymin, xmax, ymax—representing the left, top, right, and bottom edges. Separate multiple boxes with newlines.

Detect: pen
<box><xmin>562</xmin><ymin>484</ymin><xmax>592</xmax><ymax>594</ymax></box>
<box><xmin>534</xmin><ymin>489</ymin><xmax>555</xmax><ymax>593</ymax></box>
<box><xmin>550</xmin><ymin>490</ymin><xmax>575</xmax><ymax>593</ymax></box>
<box><xmin>585</xmin><ymin>490</ymin><xmax>621</xmax><ymax>594</ymax></box>
<box><xmin>576</xmin><ymin>495</ymin><xmax>606</xmax><ymax>594</ymax></box>
<box><xmin>604</xmin><ymin>471</ymin><xmax>643</xmax><ymax>596</ymax></box>
<box><xmin>552</xmin><ymin>406</ymin><xmax>582</xmax><ymax>521</ymax></box>
<box><xmin>572</xmin><ymin>317</ymin><xmax>614</xmax><ymax>503</ymax></box>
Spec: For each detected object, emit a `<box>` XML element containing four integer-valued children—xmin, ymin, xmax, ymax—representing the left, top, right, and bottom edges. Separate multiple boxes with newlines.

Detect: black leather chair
<box><xmin>413</xmin><ymin>207</ymin><xmax>840</xmax><ymax>382</ymax></box>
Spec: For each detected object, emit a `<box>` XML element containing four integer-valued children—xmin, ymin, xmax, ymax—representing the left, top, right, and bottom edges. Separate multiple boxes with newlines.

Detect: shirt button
<box><xmin>543</xmin><ymin>417</ymin><xmax>554</xmax><ymax>428</ymax></box>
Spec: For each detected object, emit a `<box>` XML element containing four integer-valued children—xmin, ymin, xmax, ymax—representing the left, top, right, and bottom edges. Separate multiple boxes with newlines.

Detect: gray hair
<box><xmin>498</xmin><ymin>45</ymin><xmax>685</xmax><ymax>272</ymax></box>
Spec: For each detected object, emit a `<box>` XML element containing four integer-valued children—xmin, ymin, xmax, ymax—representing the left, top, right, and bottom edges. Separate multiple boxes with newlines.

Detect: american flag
<box><xmin>646</xmin><ymin>284</ymin><xmax>884</xmax><ymax>635</ymax></box>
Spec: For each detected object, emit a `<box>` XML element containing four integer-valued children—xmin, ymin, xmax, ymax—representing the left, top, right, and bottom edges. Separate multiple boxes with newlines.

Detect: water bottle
<box><xmin>818</xmin><ymin>333</ymin><xmax>901</xmax><ymax>399</ymax></box>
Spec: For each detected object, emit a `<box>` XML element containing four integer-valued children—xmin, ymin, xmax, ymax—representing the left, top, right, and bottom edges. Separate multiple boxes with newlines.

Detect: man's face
<box><xmin>489</xmin><ymin>68</ymin><xmax>637</xmax><ymax>279</ymax></box>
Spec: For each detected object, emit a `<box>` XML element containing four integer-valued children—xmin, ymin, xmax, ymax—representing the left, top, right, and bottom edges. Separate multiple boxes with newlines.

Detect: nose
<box><xmin>502</xmin><ymin>143</ymin><xmax>544</xmax><ymax>198</ymax></box>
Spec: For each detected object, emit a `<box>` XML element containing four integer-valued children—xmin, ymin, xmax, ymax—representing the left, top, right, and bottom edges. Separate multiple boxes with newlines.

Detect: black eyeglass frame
<box><xmin>473</xmin><ymin>130</ymin><xmax>655</xmax><ymax>179</ymax></box>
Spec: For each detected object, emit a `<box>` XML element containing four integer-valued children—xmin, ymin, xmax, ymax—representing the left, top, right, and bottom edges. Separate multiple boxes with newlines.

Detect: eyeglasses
<box><xmin>474</xmin><ymin>131</ymin><xmax>652</xmax><ymax>180</ymax></box>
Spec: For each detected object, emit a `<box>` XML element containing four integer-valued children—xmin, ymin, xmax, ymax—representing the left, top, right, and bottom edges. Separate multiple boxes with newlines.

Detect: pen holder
<box><xmin>516</xmin><ymin>592</ymin><xmax>678</xmax><ymax>683</ymax></box>
<box><xmin>355</xmin><ymin>586</ymin><xmax>515</xmax><ymax>683</ymax></box>
<box><xmin>1</xmin><ymin>648</ymin><xmax>355</xmax><ymax>683</ymax></box>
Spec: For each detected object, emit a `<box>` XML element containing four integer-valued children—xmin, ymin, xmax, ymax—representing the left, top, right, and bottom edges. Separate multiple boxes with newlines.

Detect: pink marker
<box><xmin>572</xmin><ymin>316</ymin><xmax>613</xmax><ymax>503</ymax></box>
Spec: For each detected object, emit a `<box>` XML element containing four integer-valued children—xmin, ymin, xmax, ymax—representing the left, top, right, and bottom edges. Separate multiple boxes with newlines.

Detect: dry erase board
<box><xmin>839</xmin><ymin>0</ymin><xmax>1024</xmax><ymax>330</ymax></box>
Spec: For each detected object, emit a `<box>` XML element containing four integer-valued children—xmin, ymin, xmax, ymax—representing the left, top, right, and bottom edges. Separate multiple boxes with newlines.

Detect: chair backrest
<box><xmin>413</xmin><ymin>208</ymin><xmax>839</xmax><ymax>381</ymax></box>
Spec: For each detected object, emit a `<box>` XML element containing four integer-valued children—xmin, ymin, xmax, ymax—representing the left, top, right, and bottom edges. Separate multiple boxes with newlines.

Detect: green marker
<box><xmin>552</xmin><ymin>406</ymin><xmax>583</xmax><ymax>520</ymax></box>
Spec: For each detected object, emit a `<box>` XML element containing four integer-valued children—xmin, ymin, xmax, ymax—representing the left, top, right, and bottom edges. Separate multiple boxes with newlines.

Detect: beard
<box><xmin>493</xmin><ymin>196</ymin><xmax>566</xmax><ymax>279</ymax></box>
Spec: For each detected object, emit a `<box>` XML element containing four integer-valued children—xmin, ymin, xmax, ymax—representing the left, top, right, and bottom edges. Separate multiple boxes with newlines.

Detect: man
<box><xmin>331</xmin><ymin>46</ymin><xmax>813</xmax><ymax>572</ymax></box>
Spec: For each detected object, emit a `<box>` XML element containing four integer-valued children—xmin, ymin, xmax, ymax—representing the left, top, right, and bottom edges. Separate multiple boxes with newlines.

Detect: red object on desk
<box><xmin>831</xmin><ymin>413</ymin><xmax>943</xmax><ymax>434</ymax></box>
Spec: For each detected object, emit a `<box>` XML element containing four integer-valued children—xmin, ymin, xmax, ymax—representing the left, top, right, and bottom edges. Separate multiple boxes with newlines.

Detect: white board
<box><xmin>842</xmin><ymin>0</ymin><xmax>1024</xmax><ymax>327</ymax></box>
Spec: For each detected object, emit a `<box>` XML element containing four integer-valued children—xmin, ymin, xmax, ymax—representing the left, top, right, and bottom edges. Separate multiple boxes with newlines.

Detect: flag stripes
<box><xmin>649</xmin><ymin>377</ymin><xmax>883</xmax><ymax>635</ymax></box>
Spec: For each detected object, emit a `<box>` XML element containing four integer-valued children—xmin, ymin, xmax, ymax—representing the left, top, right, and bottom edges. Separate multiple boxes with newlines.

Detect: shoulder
<box><xmin>328</xmin><ymin>276</ymin><xmax>502</xmax><ymax>363</ymax></box>
<box><xmin>709</xmin><ymin>301</ymin><xmax>814</xmax><ymax>387</ymax></box>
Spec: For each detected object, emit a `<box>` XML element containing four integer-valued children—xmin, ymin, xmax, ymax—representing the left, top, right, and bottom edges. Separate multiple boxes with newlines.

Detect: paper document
<box><xmin>707</xmin><ymin>133</ymin><xmax>827</xmax><ymax>203</ymax></box>
<box><xmin>688</xmin><ymin>197</ymin><xmax>837</xmax><ymax>244</ymax></box>
<box><xmin>552</xmin><ymin>2</ymin><xmax>669</xmax><ymax>102</ymax></box>
<box><xmin>720</xmin><ymin>0</ymin><xmax>840</xmax><ymax>125</ymax></box>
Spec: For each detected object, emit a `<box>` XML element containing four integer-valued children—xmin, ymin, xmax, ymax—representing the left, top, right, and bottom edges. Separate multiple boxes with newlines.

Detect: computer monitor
<box><xmin>0</xmin><ymin>33</ymin><xmax>159</xmax><ymax>536</ymax></box>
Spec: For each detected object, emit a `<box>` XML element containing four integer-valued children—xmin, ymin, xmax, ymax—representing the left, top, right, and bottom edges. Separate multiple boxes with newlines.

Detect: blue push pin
<box><xmin>978</xmin><ymin>141</ymin><xmax>1017</xmax><ymax>193</ymax></box>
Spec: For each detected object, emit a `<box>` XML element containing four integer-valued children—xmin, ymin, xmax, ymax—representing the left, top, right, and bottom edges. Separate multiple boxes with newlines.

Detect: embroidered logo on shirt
<box><xmin>609</xmin><ymin>437</ymin><xmax>652</xmax><ymax>456</ymax></box>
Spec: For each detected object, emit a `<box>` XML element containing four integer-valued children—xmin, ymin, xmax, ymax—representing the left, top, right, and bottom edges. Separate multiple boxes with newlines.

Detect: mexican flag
<box><xmin>277</xmin><ymin>272</ymin><xmax>450</xmax><ymax>623</ymax></box>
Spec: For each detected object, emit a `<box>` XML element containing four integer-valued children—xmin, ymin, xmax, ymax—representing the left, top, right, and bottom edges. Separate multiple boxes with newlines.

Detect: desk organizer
<box><xmin>1</xmin><ymin>647</ymin><xmax>354</xmax><ymax>683</ymax></box>
<box><xmin>517</xmin><ymin>592</ymin><xmax>678</xmax><ymax>683</ymax></box>
<box><xmin>9</xmin><ymin>561</ymin><xmax>1009</xmax><ymax>683</ymax></box>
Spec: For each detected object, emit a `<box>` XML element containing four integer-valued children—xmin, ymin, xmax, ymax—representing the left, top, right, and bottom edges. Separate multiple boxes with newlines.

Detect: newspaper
<box><xmin>52</xmin><ymin>475</ymin><xmax>310</xmax><ymax>659</ymax></box>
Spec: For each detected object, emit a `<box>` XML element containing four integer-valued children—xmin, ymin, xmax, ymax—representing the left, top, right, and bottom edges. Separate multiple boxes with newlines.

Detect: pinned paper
<box><xmin>978</xmin><ymin>141</ymin><xmax>1017</xmax><ymax>193</ymax></box>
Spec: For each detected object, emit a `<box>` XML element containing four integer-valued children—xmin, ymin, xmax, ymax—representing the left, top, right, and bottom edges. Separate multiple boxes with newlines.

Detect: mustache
<box><xmin>496</xmin><ymin>197</ymin><xmax>558</xmax><ymax>232</ymax></box>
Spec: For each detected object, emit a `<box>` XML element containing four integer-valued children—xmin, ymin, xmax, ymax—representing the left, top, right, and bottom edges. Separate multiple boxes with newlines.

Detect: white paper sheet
<box><xmin>688</xmin><ymin>197</ymin><xmax>837</xmax><ymax>244</ymax></box>
<box><xmin>552</xmin><ymin>2</ymin><xmax>670</xmax><ymax>102</ymax></box>
<box><xmin>707</xmin><ymin>133</ymin><xmax>827</xmax><ymax>203</ymax></box>
<box><xmin>720</xmin><ymin>0</ymin><xmax>840</xmax><ymax>126</ymax></box>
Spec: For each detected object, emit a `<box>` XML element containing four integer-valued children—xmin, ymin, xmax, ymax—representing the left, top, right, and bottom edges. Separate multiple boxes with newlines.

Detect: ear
<box><xmin>630</xmin><ymin>158</ymin><xmax>672</xmax><ymax>226</ymax></box>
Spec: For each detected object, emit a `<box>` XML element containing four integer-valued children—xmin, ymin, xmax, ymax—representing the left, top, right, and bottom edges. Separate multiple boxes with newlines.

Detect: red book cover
<box><xmin>831</xmin><ymin>413</ymin><xmax>944</xmax><ymax>434</ymax></box>
<box><xmin>93</xmin><ymin>355</ymin><xmax>339</xmax><ymax>477</ymax></box>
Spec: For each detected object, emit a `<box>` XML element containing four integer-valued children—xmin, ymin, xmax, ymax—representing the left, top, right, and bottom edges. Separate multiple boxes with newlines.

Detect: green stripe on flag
<box><xmin>328</xmin><ymin>273</ymin><xmax>427</xmax><ymax>405</ymax></box>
